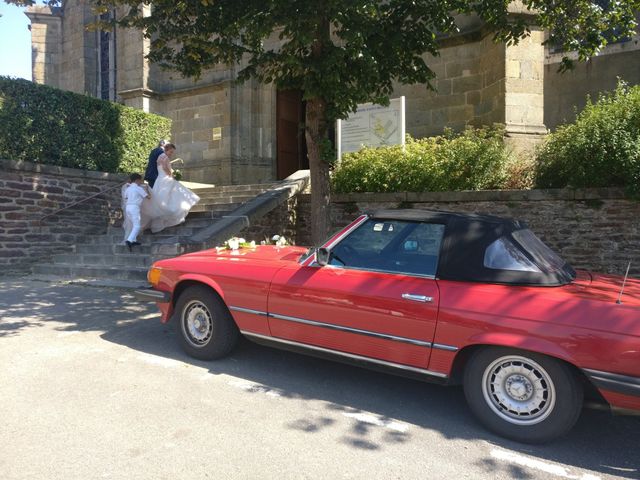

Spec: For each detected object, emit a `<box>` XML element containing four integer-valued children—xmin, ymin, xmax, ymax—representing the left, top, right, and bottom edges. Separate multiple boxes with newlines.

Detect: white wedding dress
<box><xmin>122</xmin><ymin>164</ymin><xmax>200</xmax><ymax>242</ymax></box>
<box><xmin>145</xmin><ymin>166</ymin><xmax>200</xmax><ymax>233</ymax></box>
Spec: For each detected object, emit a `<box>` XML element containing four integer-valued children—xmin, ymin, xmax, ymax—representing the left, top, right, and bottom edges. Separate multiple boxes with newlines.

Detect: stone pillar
<box><xmin>116</xmin><ymin>5</ymin><xmax>152</xmax><ymax>111</ymax></box>
<box><xmin>229</xmin><ymin>77</ymin><xmax>277</xmax><ymax>184</ymax></box>
<box><xmin>25</xmin><ymin>6</ymin><xmax>62</xmax><ymax>88</ymax></box>
<box><xmin>503</xmin><ymin>3</ymin><xmax>548</xmax><ymax>157</ymax></box>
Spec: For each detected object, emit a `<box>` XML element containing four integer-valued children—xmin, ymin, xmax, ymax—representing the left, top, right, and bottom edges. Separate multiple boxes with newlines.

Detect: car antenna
<box><xmin>616</xmin><ymin>261</ymin><xmax>631</xmax><ymax>305</ymax></box>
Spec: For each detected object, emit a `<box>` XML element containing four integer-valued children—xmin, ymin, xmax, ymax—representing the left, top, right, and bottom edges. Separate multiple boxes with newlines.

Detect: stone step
<box><xmin>93</xmin><ymin>233</ymin><xmax>185</xmax><ymax>244</ymax></box>
<box><xmin>32</xmin><ymin>263</ymin><xmax>150</xmax><ymax>282</ymax></box>
<box><xmin>75</xmin><ymin>243</ymin><xmax>159</xmax><ymax>255</ymax></box>
<box><xmin>107</xmin><ymin>219</ymin><xmax>214</xmax><ymax>236</ymax></box>
<box><xmin>189</xmin><ymin>203</ymin><xmax>239</xmax><ymax>214</ymax></box>
<box><xmin>53</xmin><ymin>253</ymin><xmax>156</xmax><ymax>268</ymax></box>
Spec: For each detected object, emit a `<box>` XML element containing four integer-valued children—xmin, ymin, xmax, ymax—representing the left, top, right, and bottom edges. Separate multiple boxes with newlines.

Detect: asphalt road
<box><xmin>1</xmin><ymin>278</ymin><xmax>638</xmax><ymax>480</ymax></box>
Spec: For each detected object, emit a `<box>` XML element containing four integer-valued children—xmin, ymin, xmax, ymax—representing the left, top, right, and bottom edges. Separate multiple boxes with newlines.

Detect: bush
<box><xmin>332</xmin><ymin>125</ymin><xmax>514</xmax><ymax>193</ymax></box>
<box><xmin>0</xmin><ymin>76</ymin><xmax>171</xmax><ymax>174</ymax></box>
<box><xmin>535</xmin><ymin>81</ymin><xmax>640</xmax><ymax>193</ymax></box>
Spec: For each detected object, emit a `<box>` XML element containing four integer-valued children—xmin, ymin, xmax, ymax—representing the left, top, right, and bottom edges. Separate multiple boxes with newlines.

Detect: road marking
<box><xmin>491</xmin><ymin>449</ymin><xmax>601</xmax><ymax>480</ymax></box>
<box><xmin>342</xmin><ymin>412</ymin><xmax>409</xmax><ymax>433</ymax></box>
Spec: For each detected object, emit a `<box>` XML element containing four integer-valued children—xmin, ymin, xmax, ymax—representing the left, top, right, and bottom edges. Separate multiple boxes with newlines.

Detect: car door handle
<box><xmin>402</xmin><ymin>293</ymin><xmax>433</xmax><ymax>303</ymax></box>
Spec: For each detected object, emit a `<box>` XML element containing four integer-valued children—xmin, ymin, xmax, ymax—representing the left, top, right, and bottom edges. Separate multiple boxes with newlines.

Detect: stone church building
<box><xmin>26</xmin><ymin>1</ymin><xmax>640</xmax><ymax>186</ymax></box>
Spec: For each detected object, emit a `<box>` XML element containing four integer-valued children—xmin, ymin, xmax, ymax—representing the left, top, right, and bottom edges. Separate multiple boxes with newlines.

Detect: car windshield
<box><xmin>484</xmin><ymin>229</ymin><xmax>566</xmax><ymax>274</ymax></box>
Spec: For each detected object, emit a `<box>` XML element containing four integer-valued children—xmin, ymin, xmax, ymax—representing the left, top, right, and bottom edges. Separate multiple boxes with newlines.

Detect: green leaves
<box><xmin>0</xmin><ymin>76</ymin><xmax>171</xmax><ymax>173</ymax></box>
<box><xmin>332</xmin><ymin>125</ymin><xmax>513</xmax><ymax>193</ymax></box>
<box><xmin>535</xmin><ymin>81</ymin><xmax>640</xmax><ymax>194</ymax></box>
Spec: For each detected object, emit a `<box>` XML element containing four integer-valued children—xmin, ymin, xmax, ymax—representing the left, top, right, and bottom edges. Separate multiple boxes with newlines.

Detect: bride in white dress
<box><xmin>122</xmin><ymin>143</ymin><xmax>200</xmax><ymax>242</ymax></box>
<box><xmin>145</xmin><ymin>143</ymin><xmax>200</xmax><ymax>233</ymax></box>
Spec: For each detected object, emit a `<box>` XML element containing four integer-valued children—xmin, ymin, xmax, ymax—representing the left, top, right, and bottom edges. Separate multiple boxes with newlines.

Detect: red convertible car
<box><xmin>136</xmin><ymin>210</ymin><xmax>640</xmax><ymax>443</ymax></box>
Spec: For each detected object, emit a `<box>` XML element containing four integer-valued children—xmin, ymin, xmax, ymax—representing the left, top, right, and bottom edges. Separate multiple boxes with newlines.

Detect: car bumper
<box><xmin>133</xmin><ymin>288</ymin><xmax>171</xmax><ymax>303</ymax></box>
<box><xmin>583</xmin><ymin>368</ymin><xmax>640</xmax><ymax>412</ymax></box>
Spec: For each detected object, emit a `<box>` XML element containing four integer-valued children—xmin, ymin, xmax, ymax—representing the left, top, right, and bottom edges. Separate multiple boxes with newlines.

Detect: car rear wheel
<box><xmin>463</xmin><ymin>347</ymin><xmax>583</xmax><ymax>443</ymax></box>
<box><xmin>173</xmin><ymin>285</ymin><xmax>239</xmax><ymax>360</ymax></box>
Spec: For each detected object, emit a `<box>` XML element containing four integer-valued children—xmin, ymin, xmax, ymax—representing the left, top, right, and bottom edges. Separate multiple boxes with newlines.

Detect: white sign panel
<box><xmin>337</xmin><ymin>96</ymin><xmax>405</xmax><ymax>159</ymax></box>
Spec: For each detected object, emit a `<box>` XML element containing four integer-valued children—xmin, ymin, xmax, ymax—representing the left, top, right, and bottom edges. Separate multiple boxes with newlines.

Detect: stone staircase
<box><xmin>30</xmin><ymin>180</ymin><xmax>295</xmax><ymax>286</ymax></box>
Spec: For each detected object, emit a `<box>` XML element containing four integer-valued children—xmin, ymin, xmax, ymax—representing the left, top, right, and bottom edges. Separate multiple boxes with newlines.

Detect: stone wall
<box><xmin>0</xmin><ymin>159</ymin><xmax>125</xmax><ymax>273</ymax></box>
<box><xmin>291</xmin><ymin>189</ymin><xmax>640</xmax><ymax>278</ymax></box>
<box><xmin>545</xmin><ymin>38</ymin><xmax>640</xmax><ymax>130</ymax></box>
<box><xmin>392</xmin><ymin>29</ymin><xmax>505</xmax><ymax>140</ymax></box>
<box><xmin>236</xmin><ymin>196</ymin><xmax>300</xmax><ymax>247</ymax></box>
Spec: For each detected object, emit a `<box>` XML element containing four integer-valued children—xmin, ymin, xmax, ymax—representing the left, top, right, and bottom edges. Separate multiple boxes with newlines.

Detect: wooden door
<box><xmin>276</xmin><ymin>90</ymin><xmax>307</xmax><ymax>180</ymax></box>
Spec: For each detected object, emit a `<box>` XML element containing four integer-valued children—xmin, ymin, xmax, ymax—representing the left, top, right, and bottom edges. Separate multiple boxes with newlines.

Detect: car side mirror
<box><xmin>316</xmin><ymin>247</ymin><xmax>330</xmax><ymax>266</ymax></box>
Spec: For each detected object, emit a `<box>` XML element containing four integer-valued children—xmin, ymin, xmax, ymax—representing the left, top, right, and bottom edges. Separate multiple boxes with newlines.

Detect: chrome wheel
<box><xmin>182</xmin><ymin>300</ymin><xmax>213</xmax><ymax>348</ymax></box>
<box><xmin>482</xmin><ymin>355</ymin><xmax>556</xmax><ymax>425</ymax></box>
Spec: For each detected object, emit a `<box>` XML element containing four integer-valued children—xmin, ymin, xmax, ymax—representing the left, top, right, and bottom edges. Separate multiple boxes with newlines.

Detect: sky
<box><xmin>0</xmin><ymin>3</ymin><xmax>33</xmax><ymax>80</ymax></box>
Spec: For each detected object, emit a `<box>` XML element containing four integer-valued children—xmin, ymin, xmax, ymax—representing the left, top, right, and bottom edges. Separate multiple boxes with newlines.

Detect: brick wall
<box><xmin>0</xmin><ymin>159</ymin><xmax>126</xmax><ymax>273</ymax></box>
<box><xmin>292</xmin><ymin>189</ymin><xmax>640</xmax><ymax>278</ymax></box>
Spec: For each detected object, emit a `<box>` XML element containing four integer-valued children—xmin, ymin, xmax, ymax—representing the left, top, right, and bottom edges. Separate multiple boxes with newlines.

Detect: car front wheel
<box><xmin>463</xmin><ymin>347</ymin><xmax>583</xmax><ymax>443</ymax></box>
<box><xmin>173</xmin><ymin>285</ymin><xmax>239</xmax><ymax>360</ymax></box>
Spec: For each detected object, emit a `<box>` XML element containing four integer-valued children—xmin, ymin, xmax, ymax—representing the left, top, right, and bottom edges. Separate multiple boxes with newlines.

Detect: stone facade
<box><xmin>545</xmin><ymin>39</ymin><xmax>640</xmax><ymax>129</ymax></box>
<box><xmin>25</xmin><ymin>3</ymin><xmax>639</xmax><ymax>185</ymax></box>
<box><xmin>242</xmin><ymin>189</ymin><xmax>640</xmax><ymax>279</ymax></box>
<box><xmin>0</xmin><ymin>159</ymin><xmax>124</xmax><ymax>273</ymax></box>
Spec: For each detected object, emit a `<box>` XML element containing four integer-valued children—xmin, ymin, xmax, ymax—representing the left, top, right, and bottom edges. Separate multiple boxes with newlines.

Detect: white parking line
<box><xmin>491</xmin><ymin>449</ymin><xmax>601</xmax><ymax>480</ymax></box>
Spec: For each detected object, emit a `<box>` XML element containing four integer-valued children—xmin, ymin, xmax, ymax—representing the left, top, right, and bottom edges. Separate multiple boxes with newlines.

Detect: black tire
<box><xmin>463</xmin><ymin>347</ymin><xmax>583</xmax><ymax>443</ymax></box>
<box><xmin>173</xmin><ymin>285</ymin><xmax>239</xmax><ymax>360</ymax></box>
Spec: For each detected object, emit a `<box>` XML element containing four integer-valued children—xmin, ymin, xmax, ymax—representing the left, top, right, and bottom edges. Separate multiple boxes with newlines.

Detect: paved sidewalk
<box><xmin>1</xmin><ymin>278</ymin><xmax>639</xmax><ymax>480</ymax></box>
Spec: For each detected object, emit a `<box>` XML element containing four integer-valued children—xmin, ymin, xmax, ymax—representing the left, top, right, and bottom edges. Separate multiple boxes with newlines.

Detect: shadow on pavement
<box><xmin>2</xmin><ymin>279</ymin><xmax>639</xmax><ymax>478</ymax></box>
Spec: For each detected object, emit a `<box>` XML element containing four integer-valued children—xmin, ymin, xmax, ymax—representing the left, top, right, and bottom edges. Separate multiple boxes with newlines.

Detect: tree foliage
<box><xmin>5</xmin><ymin>0</ymin><xmax>639</xmax><ymax>241</ymax></box>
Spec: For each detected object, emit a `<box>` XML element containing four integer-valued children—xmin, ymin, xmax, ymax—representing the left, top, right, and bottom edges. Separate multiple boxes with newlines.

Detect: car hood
<box><xmin>174</xmin><ymin>245</ymin><xmax>309</xmax><ymax>265</ymax></box>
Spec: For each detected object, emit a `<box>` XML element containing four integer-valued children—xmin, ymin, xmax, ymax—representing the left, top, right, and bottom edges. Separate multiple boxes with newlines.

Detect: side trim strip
<box><xmin>229</xmin><ymin>306</ymin><xmax>269</xmax><ymax>317</ymax></box>
<box><xmin>583</xmin><ymin>368</ymin><xmax>640</xmax><ymax>398</ymax></box>
<box><xmin>433</xmin><ymin>343</ymin><xmax>459</xmax><ymax>352</ymax></box>
<box><xmin>228</xmin><ymin>305</ymin><xmax>458</xmax><ymax>352</ymax></box>
<box><xmin>241</xmin><ymin>331</ymin><xmax>448</xmax><ymax>379</ymax></box>
<box><xmin>270</xmin><ymin>312</ymin><xmax>433</xmax><ymax>348</ymax></box>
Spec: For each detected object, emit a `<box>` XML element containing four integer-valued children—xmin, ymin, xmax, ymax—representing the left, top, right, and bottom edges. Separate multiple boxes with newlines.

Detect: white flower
<box><xmin>228</xmin><ymin>238</ymin><xmax>240</xmax><ymax>250</ymax></box>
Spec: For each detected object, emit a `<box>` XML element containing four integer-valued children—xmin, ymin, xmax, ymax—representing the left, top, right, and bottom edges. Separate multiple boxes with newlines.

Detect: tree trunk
<box><xmin>305</xmin><ymin>96</ymin><xmax>331</xmax><ymax>245</ymax></box>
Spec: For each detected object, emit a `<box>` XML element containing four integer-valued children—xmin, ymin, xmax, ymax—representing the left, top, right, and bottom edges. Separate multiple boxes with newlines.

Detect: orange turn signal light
<box><xmin>148</xmin><ymin>266</ymin><xmax>162</xmax><ymax>286</ymax></box>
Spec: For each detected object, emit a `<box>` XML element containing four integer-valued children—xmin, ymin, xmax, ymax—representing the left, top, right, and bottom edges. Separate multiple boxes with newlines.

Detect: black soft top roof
<box><xmin>370</xmin><ymin>209</ymin><xmax>575</xmax><ymax>286</ymax></box>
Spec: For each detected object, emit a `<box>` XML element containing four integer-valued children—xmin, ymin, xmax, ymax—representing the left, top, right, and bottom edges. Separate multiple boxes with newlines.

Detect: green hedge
<box><xmin>332</xmin><ymin>125</ymin><xmax>517</xmax><ymax>193</ymax></box>
<box><xmin>535</xmin><ymin>81</ymin><xmax>640</xmax><ymax>193</ymax></box>
<box><xmin>0</xmin><ymin>76</ymin><xmax>171</xmax><ymax>174</ymax></box>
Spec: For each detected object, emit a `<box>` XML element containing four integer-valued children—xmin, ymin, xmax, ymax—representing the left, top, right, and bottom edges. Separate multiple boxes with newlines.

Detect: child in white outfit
<box><xmin>124</xmin><ymin>173</ymin><xmax>150</xmax><ymax>250</ymax></box>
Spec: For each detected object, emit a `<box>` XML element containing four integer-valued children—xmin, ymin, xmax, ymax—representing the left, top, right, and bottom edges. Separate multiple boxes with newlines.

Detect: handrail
<box><xmin>38</xmin><ymin>181</ymin><xmax>126</xmax><ymax>225</ymax></box>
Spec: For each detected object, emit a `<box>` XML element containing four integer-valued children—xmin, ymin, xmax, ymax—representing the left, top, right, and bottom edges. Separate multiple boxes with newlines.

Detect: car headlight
<box><xmin>147</xmin><ymin>266</ymin><xmax>163</xmax><ymax>286</ymax></box>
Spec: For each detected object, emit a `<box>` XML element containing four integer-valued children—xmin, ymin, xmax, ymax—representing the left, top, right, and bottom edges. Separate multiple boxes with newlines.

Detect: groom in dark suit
<box><xmin>144</xmin><ymin>139</ymin><xmax>168</xmax><ymax>188</ymax></box>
